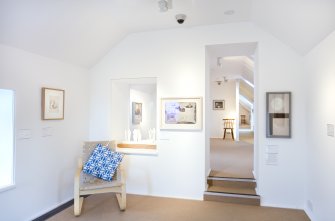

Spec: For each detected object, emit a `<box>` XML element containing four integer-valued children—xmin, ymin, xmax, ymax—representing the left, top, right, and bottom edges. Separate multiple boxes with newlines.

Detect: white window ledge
<box><xmin>0</xmin><ymin>184</ymin><xmax>16</xmax><ymax>193</ymax></box>
<box><xmin>116</xmin><ymin>147</ymin><xmax>158</xmax><ymax>156</ymax></box>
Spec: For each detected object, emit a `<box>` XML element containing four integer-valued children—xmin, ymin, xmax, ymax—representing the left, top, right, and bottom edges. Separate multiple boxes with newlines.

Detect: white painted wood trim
<box><xmin>207</xmin><ymin>177</ymin><xmax>256</xmax><ymax>182</ymax></box>
<box><xmin>116</xmin><ymin>147</ymin><xmax>158</xmax><ymax>156</ymax></box>
<box><xmin>204</xmin><ymin>191</ymin><xmax>260</xmax><ymax>199</ymax></box>
<box><xmin>0</xmin><ymin>184</ymin><xmax>16</xmax><ymax>193</ymax></box>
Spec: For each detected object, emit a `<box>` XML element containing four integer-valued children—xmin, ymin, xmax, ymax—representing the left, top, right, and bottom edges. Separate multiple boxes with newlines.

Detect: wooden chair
<box><xmin>223</xmin><ymin>119</ymin><xmax>235</xmax><ymax>140</ymax></box>
<box><xmin>74</xmin><ymin>141</ymin><xmax>126</xmax><ymax>216</ymax></box>
<box><xmin>240</xmin><ymin>115</ymin><xmax>246</xmax><ymax>124</ymax></box>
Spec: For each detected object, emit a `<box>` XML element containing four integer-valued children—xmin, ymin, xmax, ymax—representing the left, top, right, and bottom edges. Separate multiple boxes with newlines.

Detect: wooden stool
<box><xmin>223</xmin><ymin>118</ymin><xmax>235</xmax><ymax>140</ymax></box>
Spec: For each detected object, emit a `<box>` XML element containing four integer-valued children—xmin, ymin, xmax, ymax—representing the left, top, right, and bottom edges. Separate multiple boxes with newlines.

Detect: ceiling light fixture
<box><xmin>158</xmin><ymin>0</ymin><xmax>172</xmax><ymax>12</ymax></box>
<box><xmin>215</xmin><ymin>76</ymin><xmax>228</xmax><ymax>86</ymax></box>
<box><xmin>224</xmin><ymin>10</ymin><xmax>235</xmax><ymax>15</ymax></box>
<box><xmin>217</xmin><ymin>57</ymin><xmax>222</xmax><ymax>67</ymax></box>
<box><xmin>158</xmin><ymin>0</ymin><xmax>168</xmax><ymax>12</ymax></box>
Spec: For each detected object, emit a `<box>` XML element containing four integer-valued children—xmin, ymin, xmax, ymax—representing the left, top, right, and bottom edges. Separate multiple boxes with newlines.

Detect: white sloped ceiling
<box><xmin>0</xmin><ymin>0</ymin><xmax>334</xmax><ymax>67</ymax></box>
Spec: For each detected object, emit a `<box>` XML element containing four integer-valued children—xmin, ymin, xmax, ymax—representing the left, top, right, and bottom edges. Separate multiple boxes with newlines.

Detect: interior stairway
<box><xmin>204</xmin><ymin>172</ymin><xmax>260</xmax><ymax>206</ymax></box>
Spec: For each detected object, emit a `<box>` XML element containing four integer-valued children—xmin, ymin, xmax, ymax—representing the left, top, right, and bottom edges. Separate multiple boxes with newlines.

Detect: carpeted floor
<box><xmin>210</xmin><ymin>138</ymin><xmax>254</xmax><ymax>179</ymax></box>
<box><xmin>47</xmin><ymin>194</ymin><xmax>310</xmax><ymax>221</ymax></box>
<box><xmin>239</xmin><ymin>131</ymin><xmax>254</xmax><ymax>144</ymax></box>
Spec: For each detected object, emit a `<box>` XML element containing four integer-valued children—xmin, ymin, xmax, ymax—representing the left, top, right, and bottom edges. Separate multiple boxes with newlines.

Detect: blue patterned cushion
<box><xmin>83</xmin><ymin>144</ymin><xmax>124</xmax><ymax>181</ymax></box>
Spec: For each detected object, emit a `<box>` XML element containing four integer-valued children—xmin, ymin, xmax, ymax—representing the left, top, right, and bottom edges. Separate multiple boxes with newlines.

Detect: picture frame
<box><xmin>41</xmin><ymin>87</ymin><xmax>65</xmax><ymax>120</ymax></box>
<box><xmin>213</xmin><ymin>100</ymin><xmax>225</xmax><ymax>110</ymax></box>
<box><xmin>160</xmin><ymin>97</ymin><xmax>202</xmax><ymax>130</ymax></box>
<box><xmin>132</xmin><ymin>102</ymin><xmax>142</xmax><ymax>124</ymax></box>
<box><xmin>266</xmin><ymin>92</ymin><xmax>291</xmax><ymax>138</ymax></box>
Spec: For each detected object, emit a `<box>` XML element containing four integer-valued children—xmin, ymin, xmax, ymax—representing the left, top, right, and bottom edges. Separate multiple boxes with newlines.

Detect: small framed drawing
<box><xmin>213</xmin><ymin>100</ymin><xmax>225</xmax><ymax>110</ymax></box>
<box><xmin>266</xmin><ymin>92</ymin><xmax>291</xmax><ymax>138</ymax></box>
<box><xmin>132</xmin><ymin>102</ymin><xmax>142</xmax><ymax>124</ymax></box>
<box><xmin>161</xmin><ymin>97</ymin><xmax>202</xmax><ymax>130</ymax></box>
<box><xmin>42</xmin><ymin>87</ymin><xmax>65</xmax><ymax>120</ymax></box>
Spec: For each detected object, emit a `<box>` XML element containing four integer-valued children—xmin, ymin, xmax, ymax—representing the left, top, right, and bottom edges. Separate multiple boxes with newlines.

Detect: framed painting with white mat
<box><xmin>41</xmin><ymin>87</ymin><xmax>65</xmax><ymax>120</ymax></box>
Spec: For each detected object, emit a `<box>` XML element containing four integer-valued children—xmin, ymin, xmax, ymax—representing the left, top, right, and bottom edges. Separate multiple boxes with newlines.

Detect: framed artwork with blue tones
<box><xmin>160</xmin><ymin>97</ymin><xmax>202</xmax><ymax>130</ymax></box>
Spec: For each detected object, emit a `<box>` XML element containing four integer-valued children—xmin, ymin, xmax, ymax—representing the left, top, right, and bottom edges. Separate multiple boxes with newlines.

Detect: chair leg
<box><xmin>74</xmin><ymin>170</ymin><xmax>83</xmax><ymax>216</ymax></box>
<box><xmin>231</xmin><ymin>129</ymin><xmax>235</xmax><ymax>140</ymax></box>
<box><xmin>116</xmin><ymin>185</ymin><xmax>126</xmax><ymax>211</ymax></box>
<box><xmin>74</xmin><ymin>180</ymin><xmax>83</xmax><ymax>216</ymax></box>
<box><xmin>223</xmin><ymin>129</ymin><xmax>226</xmax><ymax>139</ymax></box>
<box><xmin>74</xmin><ymin>195</ymin><xmax>84</xmax><ymax>216</ymax></box>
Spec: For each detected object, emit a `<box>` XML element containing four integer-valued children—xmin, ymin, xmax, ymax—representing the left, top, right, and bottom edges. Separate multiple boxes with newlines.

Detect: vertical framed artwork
<box><xmin>160</xmin><ymin>97</ymin><xmax>202</xmax><ymax>130</ymax></box>
<box><xmin>266</xmin><ymin>92</ymin><xmax>291</xmax><ymax>138</ymax></box>
<box><xmin>213</xmin><ymin>100</ymin><xmax>225</xmax><ymax>110</ymax></box>
<box><xmin>132</xmin><ymin>102</ymin><xmax>142</xmax><ymax>124</ymax></box>
<box><xmin>42</xmin><ymin>87</ymin><xmax>65</xmax><ymax>120</ymax></box>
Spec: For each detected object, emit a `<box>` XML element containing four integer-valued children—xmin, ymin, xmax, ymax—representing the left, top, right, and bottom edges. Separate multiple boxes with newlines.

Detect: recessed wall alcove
<box><xmin>110</xmin><ymin>77</ymin><xmax>157</xmax><ymax>154</ymax></box>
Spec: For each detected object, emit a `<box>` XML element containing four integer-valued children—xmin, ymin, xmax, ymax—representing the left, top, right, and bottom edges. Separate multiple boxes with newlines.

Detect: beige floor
<box><xmin>240</xmin><ymin>123</ymin><xmax>251</xmax><ymax>129</ymax></box>
<box><xmin>239</xmin><ymin>131</ymin><xmax>254</xmax><ymax>144</ymax></box>
<box><xmin>210</xmin><ymin>137</ymin><xmax>254</xmax><ymax>179</ymax></box>
<box><xmin>48</xmin><ymin>194</ymin><xmax>310</xmax><ymax>221</ymax></box>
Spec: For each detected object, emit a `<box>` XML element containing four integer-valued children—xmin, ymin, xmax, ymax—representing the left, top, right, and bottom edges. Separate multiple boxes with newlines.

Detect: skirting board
<box><xmin>261</xmin><ymin>202</ymin><xmax>304</xmax><ymax>210</ymax></box>
<box><xmin>31</xmin><ymin>199</ymin><xmax>74</xmax><ymax>221</ymax></box>
<box><xmin>261</xmin><ymin>203</ymin><xmax>310</xmax><ymax>220</ymax></box>
<box><xmin>31</xmin><ymin>195</ymin><xmax>90</xmax><ymax>221</ymax></box>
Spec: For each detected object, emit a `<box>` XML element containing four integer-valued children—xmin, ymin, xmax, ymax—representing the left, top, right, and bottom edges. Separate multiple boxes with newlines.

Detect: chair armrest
<box><xmin>75</xmin><ymin>166</ymin><xmax>82</xmax><ymax>180</ymax></box>
<box><xmin>74</xmin><ymin>158</ymin><xmax>83</xmax><ymax>192</ymax></box>
<box><xmin>77</xmin><ymin>157</ymin><xmax>83</xmax><ymax>170</ymax></box>
<box><xmin>117</xmin><ymin>164</ymin><xmax>126</xmax><ymax>184</ymax></box>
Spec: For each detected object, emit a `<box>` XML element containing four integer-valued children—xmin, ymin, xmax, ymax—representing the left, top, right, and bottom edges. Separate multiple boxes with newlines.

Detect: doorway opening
<box><xmin>204</xmin><ymin>42</ymin><xmax>259</xmax><ymax>205</ymax></box>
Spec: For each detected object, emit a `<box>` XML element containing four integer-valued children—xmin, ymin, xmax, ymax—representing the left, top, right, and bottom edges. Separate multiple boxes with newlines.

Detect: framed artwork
<box><xmin>160</xmin><ymin>97</ymin><xmax>202</xmax><ymax>130</ymax></box>
<box><xmin>266</xmin><ymin>92</ymin><xmax>291</xmax><ymax>138</ymax></box>
<box><xmin>42</xmin><ymin>87</ymin><xmax>65</xmax><ymax>120</ymax></box>
<box><xmin>132</xmin><ymin>102</ymin><xmax>142</xmax><ymax>124</ymax></box>
<box><xmin>213</xmin><ymin>100</ymin><xmax>225</xmax><ymax>110</ymax></box>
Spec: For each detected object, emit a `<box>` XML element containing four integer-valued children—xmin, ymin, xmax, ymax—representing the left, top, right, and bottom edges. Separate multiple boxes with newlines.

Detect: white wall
<box><xmin>88</xmin><ymin>22</ymin><xmax>306</xmax><ymax>208</ymax></box>
<box><xmin>110</xmin><ymin>81</ymin><xmax>130</xmax><ymax>140</ymax></box>
<box><xmin>304</xmin><ymin>30</ymin><xmax>335</xmax><ymax>221</ymax></box>
<box><xmin>129</xmin><ymin>85</ymin><xmax>156</xmax><ymax>140</ymax></box>
<box><xmin>0</xmin><ymin>44</ymin><xmax>89</xmax><ymax>221</ymax></box>
<box><xmin>256</xmin><ymin>34</ymin><xmax>305</xmax><ymax>209</ymax></box>
<box><xmin>210</xmin><ymin>80</ymin><xmax>236</xmax><ymax>138</ymax></box>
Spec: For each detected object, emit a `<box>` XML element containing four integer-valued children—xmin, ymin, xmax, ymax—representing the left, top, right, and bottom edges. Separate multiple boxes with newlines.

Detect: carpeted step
<box><xmin>209</xmin><ymin>170</ymin><xmax>254</xmax><ymax>180</ymax></box>
<box><xmin>204</xmin><ymin>172</ymin><xmax>260</xmax><ymax>206</ymax></box>
<box><xmin>204</xmin><ymin>191</ymin><xmax>260</xmax><ymax>206</ymax></box>
<box><xmin>207</xmin><ymin>176</ymin><xmax>257</xmax><ymax>189</ymax></box>
<box><xmin>207</xmin><ymin>185</ymin><xmax>257</xmax><ymax>195</ymax></box>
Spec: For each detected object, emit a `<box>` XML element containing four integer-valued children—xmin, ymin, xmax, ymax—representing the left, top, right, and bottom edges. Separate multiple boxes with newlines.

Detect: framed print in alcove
<box><xmin>213</xmin><ymin>100</ymin><xmax>225</xmax><ymax>110</ymax></box>
<box><xmin>160</xmin><ymin>97</ymin><xmax>202</xmax><ymax>130</ymax></box>
<box><xmin>266</xmin><ymin>92</ymin><xmax>291</xmax><ymax>138</ymax></box>
<box><xmin>42</xmin><ymin>87</ymin><xmax>65</xmax><ymax>120</ymax></box>
<box><xmin>132</xmin><ymin>102</ymin><xmax>142</xmax><ymax>124</ymax></box>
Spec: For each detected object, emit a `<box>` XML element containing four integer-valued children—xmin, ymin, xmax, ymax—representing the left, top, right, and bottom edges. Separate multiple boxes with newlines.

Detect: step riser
<box><xmin>207</xmin><ymin>179</ymin><xmax>256</xmax><ymax>189</ymax></box>
<box><xmin>204</xmin><ymin>194</ymin><xmax>260</xmax><ymax>206</ymax></box>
